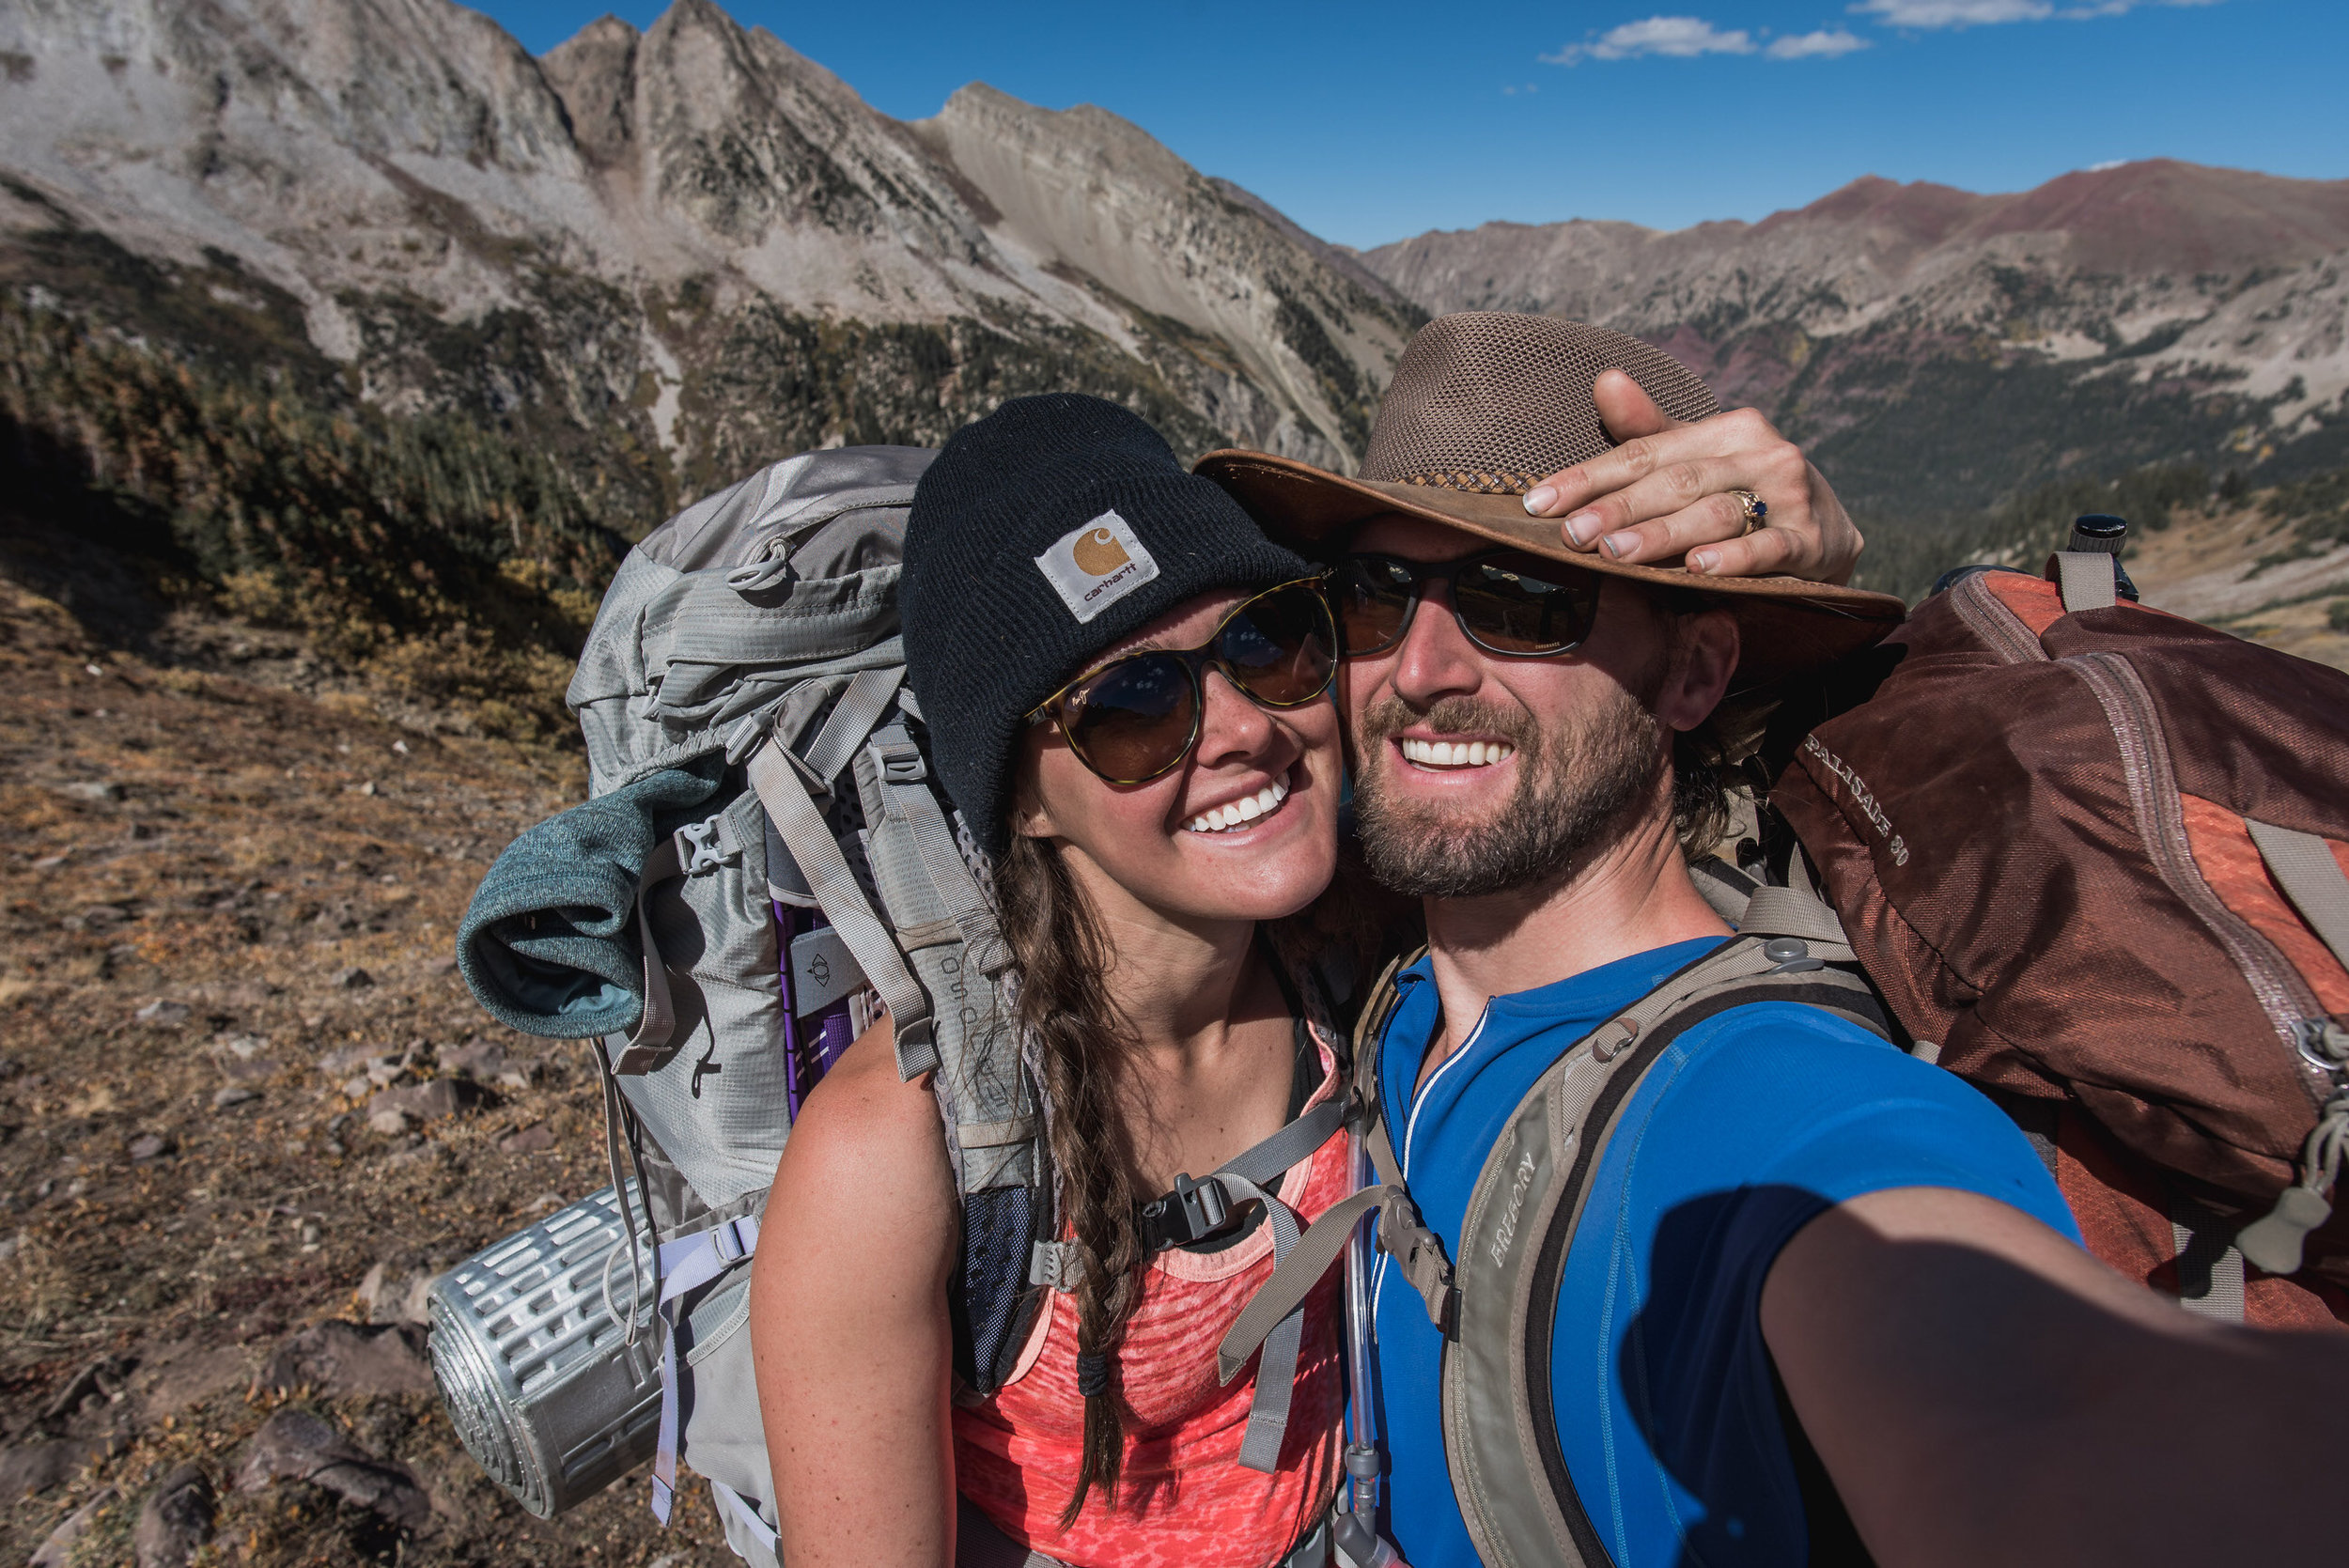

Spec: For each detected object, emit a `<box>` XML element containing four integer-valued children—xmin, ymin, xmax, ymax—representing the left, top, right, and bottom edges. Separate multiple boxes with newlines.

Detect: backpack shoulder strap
<box><xmin>1215</xmin><ymin>945</ymin><xmax>1460</xmax><ymax>1388</ymax></box>
<box><xmin>1443</xmin><ymin>931</ymin><xmax>1887</xmax><ymax>1568</ymax></box>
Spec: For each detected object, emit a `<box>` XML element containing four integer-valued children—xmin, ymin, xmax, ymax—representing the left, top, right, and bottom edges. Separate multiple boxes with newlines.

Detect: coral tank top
<box><xmin>952</xmin><ymin>1032</ymin><xmax>1351</xmax><ymax>1568</ymax></box>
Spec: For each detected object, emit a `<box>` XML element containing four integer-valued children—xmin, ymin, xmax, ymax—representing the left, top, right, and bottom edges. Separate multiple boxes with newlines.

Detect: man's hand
<box><xmin>1519</xmin><ymin>369</ymin><xmax>1862</xmax><ymax>583</ymax></box>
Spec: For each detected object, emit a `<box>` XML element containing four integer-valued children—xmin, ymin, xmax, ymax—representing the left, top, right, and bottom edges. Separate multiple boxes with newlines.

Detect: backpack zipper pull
<box><xmin>2238</xmin><ymin>1086</ymin><xmax>2349</xmax><ymax>1277</ymax></box>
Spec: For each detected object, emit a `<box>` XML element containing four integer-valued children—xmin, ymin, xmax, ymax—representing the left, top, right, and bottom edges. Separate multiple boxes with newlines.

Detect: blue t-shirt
<box><xmin>1371</xmin><ymin>939</ymin><xmax>2079</xmax><ymax>1568</ymax></box>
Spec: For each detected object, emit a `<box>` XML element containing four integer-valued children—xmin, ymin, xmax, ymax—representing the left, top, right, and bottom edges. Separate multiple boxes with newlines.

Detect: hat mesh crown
<box><xmin>1361</xmin><ymin>313</ymin><xmax>1720</xmax><ymax>493</ymax></box>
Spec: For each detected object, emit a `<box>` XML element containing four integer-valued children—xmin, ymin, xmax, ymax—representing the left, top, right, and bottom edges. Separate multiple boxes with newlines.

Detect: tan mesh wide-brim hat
<box><xmin>1195</xmin><ymin>312</ymin><xmax>1905</xmax><ymax>689</ymax></box>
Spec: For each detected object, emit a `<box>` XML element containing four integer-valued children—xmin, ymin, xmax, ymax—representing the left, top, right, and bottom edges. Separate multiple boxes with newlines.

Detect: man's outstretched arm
<box><xmin>1762</xmin><ymin>1185</ymin><xmax>2349</xmax><ymax>1568</ymax></box>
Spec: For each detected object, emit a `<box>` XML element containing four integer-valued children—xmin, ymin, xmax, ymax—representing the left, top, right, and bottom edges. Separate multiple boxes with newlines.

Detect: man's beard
<box><xmin>1350</xmin><ymin>684</ymin><xmax>1664</xmax><ymax>900</ymax></box>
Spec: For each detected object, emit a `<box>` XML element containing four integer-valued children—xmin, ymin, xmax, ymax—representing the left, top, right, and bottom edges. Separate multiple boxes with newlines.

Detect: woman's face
<box><xmin>1014</xmin><ymin>586</ymin><xmax>1344</xmax><ymax>929</ymax></box>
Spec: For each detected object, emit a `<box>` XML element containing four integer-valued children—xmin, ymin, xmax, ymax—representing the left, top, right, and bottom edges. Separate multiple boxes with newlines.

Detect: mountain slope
<box><xmin>0</xmin><ymin>0</ymin><xmax>1419</xmax><ymax>510</ymax></box>
<box><xmin>1361</xmin><ymin>161</ymin><xmax>2349</xmax><ymax>589</ymax></box>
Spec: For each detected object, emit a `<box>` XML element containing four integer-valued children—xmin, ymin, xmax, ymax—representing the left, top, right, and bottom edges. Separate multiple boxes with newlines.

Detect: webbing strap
<box><xmin>802</xmin><ymin>666</ymin><xmax>905</xmax><ymax>784</ymax></box>
<box><xmin>1221</xmin><ymin>1097</ymin><xmax>1348</xmax><ymax>1189</ymax></box>
<box><xmin>2054</xmin><ymin>550</ymin><xmax>2119</xmax><ymax>613</ymax></box>
<box><xmin>1738</xmin><ymin>882</ymin><xmax>1854</xmax><ymax>951</ymax></box>
<box><xmin>611</xmin><ymin>837</ymin><xmax>683</xmax><ymax>1074</ymax></box>
<box><xmin>592</xmin><ymin>1040</ymin><xmax>651</xmax><ymax>1346</ymax></box>
<box><xmin>2247</xmin><ymin>819</ymin><xmax>2349</xmax><ymax>975</ymax></box>
<box><xmin>711</xmin><ymin>1481</ymin><xmax>779</xmax><ymax>1554</ymax></box>
<box><xmin>869</xmin><ymin>728</ymin><xmax>1001</xmax><ymax>959</ymax></box>
<box><xmin>746</xmin><ymin>737</ymin><xmax>939</xmax><ymax>1079</ymax></box>
<box><xmin>1217</xmin><ymin>1172</ymin><xmax>1305</xmax><ymax>1473</ymax></box>
<box><xmin>649</xmin><ymin>1215</ymin><xmax>760</xmax><ymax>1525</ymax></box>
<box><xmin>2168</xmin><ymin>1194</ymin><xmax>2247</xmax><ymax>1324</ymax></box>
<box><xmin>1220</xmin><ymin>1185</ymin><xmax>1382</xmax><ymax>1381</ymax></box>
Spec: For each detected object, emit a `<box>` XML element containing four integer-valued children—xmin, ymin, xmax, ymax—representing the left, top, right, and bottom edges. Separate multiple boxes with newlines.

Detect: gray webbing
<box><xmin>802</xmin><ymin>666</ymin><xmax>905</xmax><ymax>784</ymax></box>
<box><xmin>1219</xmin><ymin>1185</ymin><xmax>1383</xmax><ymax>1382</ymax></box>
<box><xmin>1221</xmin><ymin>1098</ymin><xmax>1349</xmax><ymax>1189</ymax></box>
<box><xmin>2054</xmin><ymin>551</ymin><xmax>2119</xmax><ymax>613</ymax></box>
<box><xmin>1218</xmin><ymin>1172</ymin><xmax>1306</xmax><ymax>1473</ymax></box>
<box><xmin>2247</xmin><ymin>819</ymin><xmax>2349</xmax><ymax>975</ymax></box>
<box><xmin>1221</xmin><ymin>1098</ymin><xmax>1454</xmax><ymax>1377</ymax></box>
<box><xmin>592</xmin><ymin>1037</ymin><xmax>652</xmax><ymax>1347</ymax></box>
<box><xmin>868</xmin><ymin>726</ymin><xmax>1001</xmax><ymax>957</ymax></box>
<box><xmin>2169</xmin><ymin>1194</ymin><xmax>2248</xmax><ymax>1324</ymax></box>
<box><xmin>1738</xmin><ymin>882</ymin><xmax>1853</xmax><ymax>949</ymax></box>
<box><xmin>745</xmin><ymin>737</ymin><xmax>940</xmax><ymax>1079</ymax></box>
<box><xmin>612</xmin><ymin>836</ymin><xmax>684</xmax><ymax>1074</ymax></box>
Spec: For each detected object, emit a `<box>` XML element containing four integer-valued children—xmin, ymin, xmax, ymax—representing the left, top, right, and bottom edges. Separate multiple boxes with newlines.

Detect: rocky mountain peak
<box><xmin>1360</xmin><ymin>159</ymin><xmax>2349</xmax><ymax>555</ymax></box>
<box><xmin>2</xmin><ymin>0</ymin><xmax>1417</xmax><ymax>505</ymax></box>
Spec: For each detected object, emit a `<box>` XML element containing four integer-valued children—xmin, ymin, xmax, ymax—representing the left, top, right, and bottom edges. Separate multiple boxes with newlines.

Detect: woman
<box><xmin>750</xmin><ymin>392</ymin><xmax>1366</xmax><ymax>1568</ymax></box>
<box><xmin>747</xmin><ymin>381</ymin><xmax>1861</xmax><ymax>1567</ymax></box>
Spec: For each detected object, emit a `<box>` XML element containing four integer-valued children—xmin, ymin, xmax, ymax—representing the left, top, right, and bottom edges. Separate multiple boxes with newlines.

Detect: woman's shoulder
<box><xmin>776</xmin><ymin>1018</ymin><xmax>957</xmax><ymax>1225</ymax></box>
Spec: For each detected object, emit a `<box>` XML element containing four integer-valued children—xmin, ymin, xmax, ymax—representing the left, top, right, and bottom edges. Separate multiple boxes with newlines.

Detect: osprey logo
<box><xmin>1036</xmin><ymin>508</ymin><xmax>1159</xmax><ymax>624</ymax></box>
<box><xmin>1489</xmin><ymin>1151</ymin><xmax>1539</xmax><ymax>1269</ymax></box>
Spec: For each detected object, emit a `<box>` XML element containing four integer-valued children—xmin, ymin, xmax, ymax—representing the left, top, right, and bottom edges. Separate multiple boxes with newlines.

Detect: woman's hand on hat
<box><xmin>1518</xmin><ymin>370</ymin><xmax>1863</xmax><ymax>584</ymax></box>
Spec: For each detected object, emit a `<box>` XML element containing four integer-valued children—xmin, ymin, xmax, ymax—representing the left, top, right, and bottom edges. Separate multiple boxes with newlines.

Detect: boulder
<box><xmin>133</xmin><ymin>1463</ymin><xmax>214</xmax><ymax>1568</ymax></box>
<box><xmin>367</xmin><ymin>1079</ymin><xmax>469</xmax><ymax>1123</ymax></box>
<box><xmin>0</xmin><ymin>1439</ymin><xmax>108</xmax><ymax>1507</ymax></box>
<box><xmin>499</xmin><ymin>1121</ymin><xmax>554</xmax><ymax>1155</ymax></box>
<box><xmin>439</xmin><ymin>1039</ymin><xmax>506</xmax><ymax>1079</ymax></box>
<box><xmin>28</xmin><ymin>1486</ymin><xmax>116</xmax><ymax>1568</ymax></box>
<box><xmin>251</xmin><ymin>1321</ymin><xmax>434</xmax><ymax>1400</ymax></box>
<box><xmin>235</xmin><ymin>1410</ymin><xmax>429</xmax><ymax>1533</ymax></box>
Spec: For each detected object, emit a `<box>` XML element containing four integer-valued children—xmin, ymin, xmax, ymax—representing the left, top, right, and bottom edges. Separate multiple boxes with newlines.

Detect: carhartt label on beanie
<box><xmin>1034</xmin><ymin>508</ymin><xmax>1159</xmax><ymax>624</ymax></box>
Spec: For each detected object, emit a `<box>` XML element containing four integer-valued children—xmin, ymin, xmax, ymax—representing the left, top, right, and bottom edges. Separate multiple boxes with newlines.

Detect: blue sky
<box><xmin>474</xmin><ymin>0</ymin><xmax>2347</xmax><ymax>249</ymax></box>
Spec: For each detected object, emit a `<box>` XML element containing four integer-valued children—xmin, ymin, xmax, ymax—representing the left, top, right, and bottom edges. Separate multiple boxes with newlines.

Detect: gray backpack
<box><xmin>440</xmin><ymin>448</ymin><xmax>1050</xmax><ymax>1562</ymax></box>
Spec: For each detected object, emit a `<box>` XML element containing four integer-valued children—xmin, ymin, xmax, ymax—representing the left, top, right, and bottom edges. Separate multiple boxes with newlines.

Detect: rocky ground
<box><xmin>0</xmin><ymin>567</ymin><xmax>737</xmax><ymax>1563</ymax></box>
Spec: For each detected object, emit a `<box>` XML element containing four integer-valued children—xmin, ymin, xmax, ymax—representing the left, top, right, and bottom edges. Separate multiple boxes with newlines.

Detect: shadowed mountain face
<box><xmin>0</xmin><ymin>0</ymin><xmax>1420</xmax><ymax>514</ymax></box>
<box><xmin>1361</xmin><ymin>161</ymin><xmax>2349</xmax><ymax>576</ymax></box>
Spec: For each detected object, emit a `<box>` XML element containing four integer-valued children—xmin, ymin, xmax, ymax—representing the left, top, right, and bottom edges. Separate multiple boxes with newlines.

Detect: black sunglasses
<box><xmin>1027</xmin><ymin>579</ymin><xmax>1339</xmax><ymax>785</ymax></box>
<box><xmin>1333</xmin><ymin>550</ymin><xmax>1606</xmax><ymax>660</ymax></box>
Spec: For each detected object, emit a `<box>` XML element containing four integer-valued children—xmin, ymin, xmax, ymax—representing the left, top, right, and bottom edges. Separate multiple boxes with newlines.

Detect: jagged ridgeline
<box><xmin>0</xmin><ymin>0</ymin><xmax>1428</xmax><ymax>736</ymax></box>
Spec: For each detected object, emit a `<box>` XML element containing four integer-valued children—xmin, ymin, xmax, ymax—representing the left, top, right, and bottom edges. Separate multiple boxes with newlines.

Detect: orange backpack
<box><xmin>1770</xmin><ymin>541</ymin><xmax>2349</xmax><ymax>1327</ymax></box>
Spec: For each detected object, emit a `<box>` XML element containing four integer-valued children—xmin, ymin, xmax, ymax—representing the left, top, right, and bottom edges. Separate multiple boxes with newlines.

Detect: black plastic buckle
<box><xmin>1140</xmin><ymin>1172</ymin><xmax>1231</xmax><ymax>1250</ymax></box>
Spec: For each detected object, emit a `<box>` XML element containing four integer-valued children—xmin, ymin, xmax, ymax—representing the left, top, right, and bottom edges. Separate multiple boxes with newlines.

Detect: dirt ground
<box><xmin>0</xmin><ymin>557</ymin><xmax>739</xmax><ymax>1563</ymax></box>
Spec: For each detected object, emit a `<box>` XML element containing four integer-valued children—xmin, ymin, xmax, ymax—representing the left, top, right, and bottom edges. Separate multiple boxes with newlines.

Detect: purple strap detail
<box><xmin>779</xmin><ymin>902</ymin><xmax>859</xmax><ymax>1125</ymax></box>
<box><xmin>777</xmin><ymin>902</ymin><xmax>807</xmax><ymax>1123</ymax></box>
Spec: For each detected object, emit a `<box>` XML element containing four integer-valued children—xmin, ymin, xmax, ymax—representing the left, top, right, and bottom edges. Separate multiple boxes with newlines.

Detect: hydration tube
<box><xmin>1334</xmin><ymin>1122</ymin><xmax>1403</xmax><ymax>1568</ymax></box>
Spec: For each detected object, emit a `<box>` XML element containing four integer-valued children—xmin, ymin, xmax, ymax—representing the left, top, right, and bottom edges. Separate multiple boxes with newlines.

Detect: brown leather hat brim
<box><xmin>1194</xmin><ymin>447</ymin><xmax>1907</xmax><ymax>689</ymax></box>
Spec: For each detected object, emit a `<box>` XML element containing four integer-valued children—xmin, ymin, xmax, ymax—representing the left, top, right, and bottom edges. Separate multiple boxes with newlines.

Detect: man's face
<box><xmin>1341</xmin><ymin>513</ymin><xmax>1698</xmax><ymax>900</ymax></box>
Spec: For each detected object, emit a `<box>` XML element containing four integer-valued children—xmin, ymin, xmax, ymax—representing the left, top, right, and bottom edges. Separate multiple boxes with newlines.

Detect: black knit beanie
<box><xmin>902</xmin><ymin>395</ymin><xmax>1315</xmax><ymax>855</ymax></box>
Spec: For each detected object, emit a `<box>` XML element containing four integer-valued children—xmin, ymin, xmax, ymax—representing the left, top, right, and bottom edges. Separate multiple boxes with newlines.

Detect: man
<box><xmin>1202</xmin><ymin>313</ymin><xmax>2349</xmax><ymax>1567</ymax></box>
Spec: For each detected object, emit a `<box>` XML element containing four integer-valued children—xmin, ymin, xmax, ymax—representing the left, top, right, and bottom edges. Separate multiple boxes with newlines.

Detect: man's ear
<box><xmin>1658</xmin><ymin>608</ymin><xmax>1738</xmax><ymax>734</ymax></box>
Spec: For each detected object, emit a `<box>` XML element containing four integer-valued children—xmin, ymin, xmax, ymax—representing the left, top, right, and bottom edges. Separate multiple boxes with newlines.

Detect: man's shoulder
<box><xmin>1614</xmin><ymin>994</ymin><xmax>2069</xmax><ymax>1228</ymax></box>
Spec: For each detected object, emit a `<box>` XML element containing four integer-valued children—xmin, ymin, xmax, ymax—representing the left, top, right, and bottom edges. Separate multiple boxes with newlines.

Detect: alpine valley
<box><xmin>5</xmin><ymin>8</ymin><xmax>2349</xmax><ymax>1567</ymax></box>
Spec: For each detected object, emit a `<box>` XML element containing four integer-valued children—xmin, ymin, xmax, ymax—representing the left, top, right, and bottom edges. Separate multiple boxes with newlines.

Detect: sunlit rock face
<box><xmin>1361</xmin><ymin>162</ymin><xmax>2349</xmax><ymax>525</ymax></box>
<box><xmin>0</xmin><ymin>0</ymin><xmax>1421</xmax><ymax>502</ymax></box>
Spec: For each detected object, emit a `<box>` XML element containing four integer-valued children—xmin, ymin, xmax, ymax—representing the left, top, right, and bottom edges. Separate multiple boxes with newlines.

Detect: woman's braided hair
<box><xmin>993</xmin><ymin>831</ymin><xmax>1147</xmax><ymax>1524</ymax></box>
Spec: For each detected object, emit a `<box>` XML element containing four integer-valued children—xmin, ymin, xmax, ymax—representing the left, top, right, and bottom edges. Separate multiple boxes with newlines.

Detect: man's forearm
<box><xmin>1763</xmin><ymin>1186</ymin><xmax>2349</xmax><ymax>1568</ymax></box>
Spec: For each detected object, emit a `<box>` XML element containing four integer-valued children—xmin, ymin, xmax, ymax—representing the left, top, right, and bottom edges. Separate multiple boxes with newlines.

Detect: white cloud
<box><xmin>1766</xmin><ymin>27</ymin><xmax>1872</xmax><ymax>56</ymax></box>
<box><xmin>1852</xmin><ymin>0</ymin><xmax>2048</xmax><ymax>21</ymax></box>
<box><xmin>1851</xmin><ymin>0</ymin><xmax>2220</xmax><ymax>25</ymax></box>
<box><xmin>1542</xmin><ymin>16</ymin><xmax>1757</xmax><ymax>66</ymax></box>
